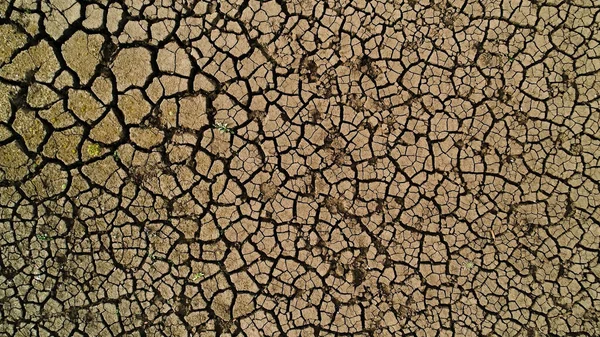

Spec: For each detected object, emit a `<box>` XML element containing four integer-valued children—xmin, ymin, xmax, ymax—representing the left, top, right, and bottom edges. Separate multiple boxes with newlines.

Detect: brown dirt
<box><xmin>1</xmin><ymin>0</ymin><xmax>600</xmax><ymax>336</ymax></box>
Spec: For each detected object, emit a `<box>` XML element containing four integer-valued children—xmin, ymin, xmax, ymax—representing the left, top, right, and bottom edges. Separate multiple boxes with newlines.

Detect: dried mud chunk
<box><xmin>0</xmin><ymin>142</ymin><xmax>29</xmax><ymax>181</ymax></box>
<box><xmin>157</xmin><ymin>42</ymin><xmax>192</xmax><ymax>75</ymax></box>
<box><xmin>0</xmin><ymin>83</ymin><xmax>18</xmax><ymax>121</ymax></box>
<box><xmin>39</xmin><ymin>102</ymin><xmax>76</xmax><ymax>129</ymax></box>
<box><xmin>193</xmin><ymin>73</ymin><xmax>216</xmax><ymax>91</ymax></box>
<box><xmin>68</xmin><ymin>89</ymin><xmax>104</xmax><ymax>123</ymax></box>
<box><xmin>0</xmin><ymin>25</ymin><xmax>27</xmax><ymax>64</ymax></box>
<box><xmin>0</xmin><ymin>125</ymin><xmax>10</xmax><ymax>142</ymax></box>
<box><xmin>130</xmin><ymin>127</ymin><xmax>164</xmax><ymax>149</ymax></box>
<box><xmin>62</xmin><ymin>31</ymin><xmax>103</xmax><ymax>83</ymax></box>
<box><xmin>211</xmin><ymin>290</ymin><xmax>233</xmax><ymax>321</ymax></box>
<box><xmin>118</xmin><ymin>89</ymin><xmax>150</xmax><ymax>124</ymax></box>
<box><xmin>92</xmin><ymin>76</ymin><xmax>114</xmax><ymax>104</ymax></box>
<box><xmin>42</xmin><ymin>0</ymin><xmax>81</xmax><ymax>40</ymax></box>
<box><xmin>163</xmin><ymin>313</ymin><xmax>188</xmax><ymax>336</ymax></box>
<box><xmin>26</xmin><ymin>83</ymin><xmax>59</xmax><ymax>108</ymax></box>
<box><xmin>21</xmin><ymin>163</ymin><xmax>67</xmax><ymax>199</ymax></box>
<box><xmin>42</xmin><ymin>127</ymin><xmax>83</xmax><ymax>165</ymax></box>
<box><xmin>157</xmin><ymin>99</ymin><xmax>177</xmax><ymax>126</ymax></box>
<box><xmin>194</xmin><ymin>151</ymin><xmax>212</xmax><ymax>176</ymax></box>
<box><xmin>178</xmin><ymin>94</ymin><xmax>208</xmax><ymax>130</ymax></box>
<box><xmin>156</xmin><ymin>75</ymin><xmax>188</xmax><ymax>96</ymax></box>
<box><xmin>120</xmin><ymin>20</ymin><xmax>149</xmax><ymax>44</ymax></box>
<box><xmin>111</xmin><ymin>47</ymin><xmax>152</xmax><ymax>90</ymax></box>
<box><xmin>83</xmin><ymin>4</ymin><xmax>104</xmax><ymax>29</ymax></box>
<box><xmin>0</xmin><ymin>41</ymin><xmax>60</xmax><ymax>82</ymax></box>
<box><xmin>53</xmin><ymin>70</ymin><xmax>74</xmax><ymax>91</ymax></box>
<box><xmin>260</xmin><ymin>181</ymin><xmax>278</xmax><ymax>200</ymax></box>
<box><xmin>230</xmin><ymin>144</ymin><xmax>263</xmax><ymax>181</ymax></box>
<box><xmin>199</xmin><ymin>220</ymin><xmax>220</xmax><ymax>241</ymax></box>
<box><xmin>106</xmin><ymin>3</ymin><xmax>123</xmax><ymax>33</ymax></box>
<box><xmin>12</xmin><ymin>108</ymin><xmax>45</xmax><ymax>151</ymax></box>
<box><xmin>89</xmin><ymin>110</ymin><xmax>123</xmax><ymax>144</ymax></box>
<box><xmin>231</xmin><ymin>271</ymin><xmax>259</xmax><ymax>292</ymax></box>
<box><xmin>175</xmin><ymin>219</ymin><xmax>198</xmax><ymax>239</ymax></box>
<box><xmin>214</xmin><ymin>30</ymin><xmax>252</xmax><ymax>58</ymax></box>
<box><xmin>81</xmin><ymin>157</ymin><xmax>123</xmax><ymax>190</ymax></box>
<box><xmin>203</xmin><ymin>129</ymin><xmax>232</xmax><ymax>157</ymax></box>
<box><xmin>167</xmin><ymin>143</ymin><xmax>193</xmax><ymax>164</ymax></box>
<box><xmin>151</xmin><ymin>20</ymin><xmax>176</xmax><ymax>43</ymax></box>
<box><xmin>551</xmin><ymin>28</ymin><xmax>586</xmax><ymax>57</ymax></box>
<box><xmin>110</xmin><ymin>224</ymin><xmax>147</xmax><ymax>268</ymax></box>
<box><xmin>233</xmin><ymin>293</ymin><xmax>255</xmax><ymax>318</ymax></box>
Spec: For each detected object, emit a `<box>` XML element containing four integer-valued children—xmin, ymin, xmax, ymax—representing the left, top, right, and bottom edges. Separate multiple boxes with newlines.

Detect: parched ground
<box><xmin>1</xmin><ymin>0</ymin><xmax>599</xmax><ymax>336</ymax></box>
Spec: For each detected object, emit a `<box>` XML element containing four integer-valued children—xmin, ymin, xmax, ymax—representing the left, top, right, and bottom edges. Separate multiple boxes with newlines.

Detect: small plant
<box><xmin>87</xmin><ymin>143</ymin><xmax>101</xmax><ymax>156</ymax></box>
<box><xmin>191</xmin><ymin>272</ymin><xmax>204</xmax><ymax>281</ymax></box>
<box><xmin>36</xmin><ymin>233</ymin><xmax>51</xmax><ymax>241</ymax></box>
<box><xmin>462</xmin><ymin>260</ymin><xmax>475</xmax><ymax>270</ymax></box>
<box><xmin>503</xmin><ymin>52</ymin><xmax>517</xmax><ymax>66</ymax></box>
<box><xmin>148</xmin><ymin>250</ymin><xmax>156</xmax><ymax>261</ymax></box>
<box><xmin>213</xmin><ymin>122</ymin><xmax>233</xmax><ymax>134</ymax></box>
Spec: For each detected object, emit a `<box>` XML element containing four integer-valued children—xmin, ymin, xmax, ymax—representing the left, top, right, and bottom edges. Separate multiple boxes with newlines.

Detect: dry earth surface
<box><xmin>1</xmin><ymin>0</ymin><xmax>600</xmax><ymax>336</ymax></box>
